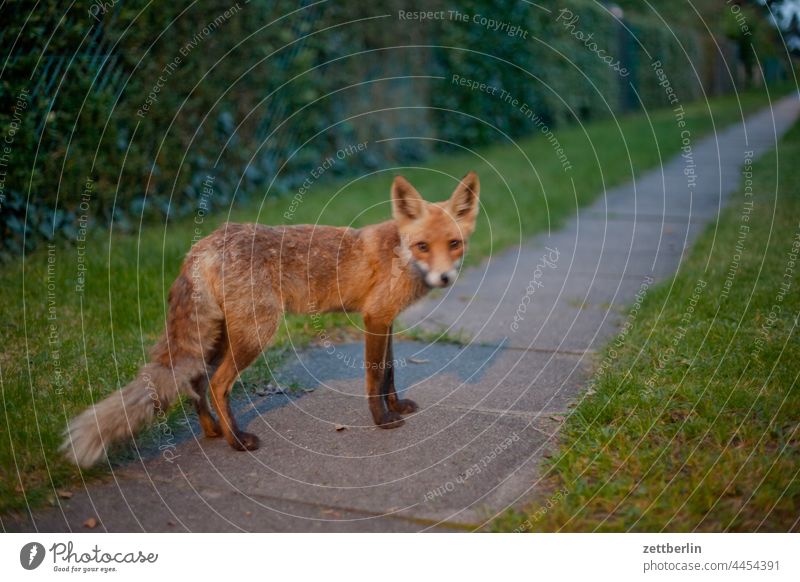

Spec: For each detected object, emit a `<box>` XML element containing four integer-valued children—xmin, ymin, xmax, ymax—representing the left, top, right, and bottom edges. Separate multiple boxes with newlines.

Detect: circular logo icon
<box><xmin>20</xmin><ymin>542</ymin><xmax>46</xmax><ymax>570</ymax></box>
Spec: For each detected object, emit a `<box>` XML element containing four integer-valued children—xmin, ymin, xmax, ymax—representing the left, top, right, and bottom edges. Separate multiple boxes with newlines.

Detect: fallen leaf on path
<box><xmin>335</xmin><ymin>424</ymin><xmax>347</xmax><ymax>432</ymax></box>
<box><xmin>83</xmin><ymin>517</ymin><xmax>98</xmax><ymax>529</ymax></box>
<box><xmin>57</xmin><ymin>490</ymin><xmax>73</xmax><ymax>499</ymax></box>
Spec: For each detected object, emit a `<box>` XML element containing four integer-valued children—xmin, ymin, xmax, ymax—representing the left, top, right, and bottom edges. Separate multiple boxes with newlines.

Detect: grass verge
<box><xmin>493</xmin><ymin>116</ymin><xmax>800</xmax><ymax>533</ymax></box>
<box><xmin>0</xmin><ymin>86</ymin><xmax>791</xmax><ymax>517</ymax></box>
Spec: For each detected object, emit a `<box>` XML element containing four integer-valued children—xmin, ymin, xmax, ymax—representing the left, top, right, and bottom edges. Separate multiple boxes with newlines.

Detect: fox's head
<box><xmin>391</xmin><ymin>172</ymin><xmax>480</xmax><ymax>288</ymax></box>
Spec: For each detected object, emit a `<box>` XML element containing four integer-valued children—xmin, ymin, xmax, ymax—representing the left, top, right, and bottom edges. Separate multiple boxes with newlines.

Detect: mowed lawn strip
<box><xmin>0</xmin><ymin>88</ymin><xmax>788</xmax><ymax>516</ymax></box>
<box><xmin>494</xmin><ymin>119</ymin><xmax>800</xmax><ymax>533</ymax></box>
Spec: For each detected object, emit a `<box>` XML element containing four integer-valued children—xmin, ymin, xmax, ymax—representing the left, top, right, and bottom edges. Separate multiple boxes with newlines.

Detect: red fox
<box><xmin>61</xmin><ymin>172</ymin><xmax>480</xmax><ymax>467</ymax></box>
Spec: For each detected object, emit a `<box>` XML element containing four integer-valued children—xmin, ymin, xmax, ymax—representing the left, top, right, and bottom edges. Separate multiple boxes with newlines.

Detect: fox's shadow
<box><xmin>125</xmin><ymin>340</ymin><xmax>499</xmax><ymax>465</ymax></box>
<box><xmin>273</xmin><ymin>340</ymin><xmax>499</xmax><ymax>392</ymax></box>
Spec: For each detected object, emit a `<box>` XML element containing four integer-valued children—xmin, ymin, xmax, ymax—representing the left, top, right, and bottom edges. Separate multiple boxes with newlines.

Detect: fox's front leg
<box><xmin>383</xmin><ymin>325</ymin><xmax>418</xmax><ymax>415</ymax></box>
<box><xmin>364</xmin><ymin>315</ymin><xmax>404</xmax><ymax>428</ymax></box>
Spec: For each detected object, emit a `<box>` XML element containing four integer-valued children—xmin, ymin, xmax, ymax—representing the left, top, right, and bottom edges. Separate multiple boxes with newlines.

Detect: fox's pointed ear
<box><xmin>449</xmin><ymin>171</ymin><xmax>480</xmax><ymax>226</ymax></box>
<box><xmin>392</xmin><ymin>175</ymin><xmax>426</xmax><ymax>223</ymax></box>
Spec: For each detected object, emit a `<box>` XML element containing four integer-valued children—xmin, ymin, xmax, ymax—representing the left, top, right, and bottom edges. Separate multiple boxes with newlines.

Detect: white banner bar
<box><xmin>1</xmin><ymin>533</ymin><xmax>797</xmax><ymax>581</ymax></box>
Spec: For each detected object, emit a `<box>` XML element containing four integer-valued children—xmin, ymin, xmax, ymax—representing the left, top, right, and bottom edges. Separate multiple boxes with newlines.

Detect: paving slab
<box><xmin>106</xmin><ymin>403</ymin><xmax>553</xmax><ymax>526</ymax></box>
<box><xmin>3</xmin><ymin>473</ymin><xmax>443</xmax><ymax>533</ymax></box>
<box><xmin>274</xmin><ymin>342</ymin><xmax>591</xmax><ymax>415</ymax></box>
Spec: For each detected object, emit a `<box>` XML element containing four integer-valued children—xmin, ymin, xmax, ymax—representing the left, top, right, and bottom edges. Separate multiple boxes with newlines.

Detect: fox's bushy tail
<box><xmin>61</xmin><ymin>266</ymin><xmax>223</xmax><ymax>468</ymax></box>
<box><xmin>59</xmin><ymin>359</ymin><xmax>202</xmax><ymax>468</ymax></box>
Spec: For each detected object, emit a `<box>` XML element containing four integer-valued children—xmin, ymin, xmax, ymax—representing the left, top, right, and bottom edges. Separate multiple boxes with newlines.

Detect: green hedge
<box><xmin>430</xmin><ymin>0</ymin><xmax>710</xmax><ymax>148</ymax></box>
<box><xmin>0</xmin><ymin>0</ymin><xmax>782</xmax><ymax>257</ymax></box>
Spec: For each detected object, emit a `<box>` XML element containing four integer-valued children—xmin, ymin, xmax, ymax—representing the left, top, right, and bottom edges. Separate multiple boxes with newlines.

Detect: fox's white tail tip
<box><xmin>60</xmin><ymin>410</ymin><xmax>111</xmax><ymax>468</ymax></box>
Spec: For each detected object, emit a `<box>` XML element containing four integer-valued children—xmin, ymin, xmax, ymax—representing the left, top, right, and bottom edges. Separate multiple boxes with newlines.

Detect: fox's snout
<box><xmin>421</xmin><ymin>265</ymin><xmax>458</xmax><ymax>288</ymax></box>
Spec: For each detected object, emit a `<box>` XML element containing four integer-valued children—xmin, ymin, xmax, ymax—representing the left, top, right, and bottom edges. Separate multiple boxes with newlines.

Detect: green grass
<box><xmin>493</xmin><ymin>118</ymin><xmax>800</xmax><ymax>533</ymax></box>
<box><xmin>0</xmin><ymin>86</ymin><xmax>790</xmax><ymax>517</ymax></box>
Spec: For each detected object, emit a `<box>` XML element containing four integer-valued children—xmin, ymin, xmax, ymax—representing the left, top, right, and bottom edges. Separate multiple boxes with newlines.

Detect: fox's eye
<box><xmin>416</xmin><ymin>242</ymin><xmax>429</xmax><ymax>252</ymax></box>
<box><xmin>449</xmin><ymin>239</ymin><xmax>462</xmax><ymax>250</ymax></box>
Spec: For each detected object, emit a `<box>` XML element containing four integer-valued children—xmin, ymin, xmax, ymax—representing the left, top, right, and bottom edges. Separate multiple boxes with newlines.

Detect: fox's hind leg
<box><xmin>382</xmin><ymin>325</ymin><xmax>419</xmax><ymax>415</ymax></box>
<box><xmin>191</xmin><ymin>331</ymin><xmax>228</xmax><ymax>439</ymax></box>
<box><xmin>192</xmin><ymin>374</ymin><xmax>222</xmax><ymax>438</ymax></box>
<box><xmin>209</xmin><ymin>344</ymin><xmax>260</xmax><ymax>451</ymax></box>
<box><xmin>209</xmin><ymin>308</ymin><xmax>279</xmax><ymax>452</ymax></box>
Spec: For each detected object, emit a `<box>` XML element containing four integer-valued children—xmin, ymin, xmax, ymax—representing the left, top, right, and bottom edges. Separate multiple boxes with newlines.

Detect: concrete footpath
<box><xmin>7</xmin><ymin>95</ymin><xmax>799</xmax><ymax>532</ymax></box>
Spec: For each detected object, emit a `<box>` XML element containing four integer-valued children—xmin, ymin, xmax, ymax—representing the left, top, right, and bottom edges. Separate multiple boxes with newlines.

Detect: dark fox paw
<box><xmin>377</xmin><ymin>411</ymin><xmax>405</xmax><ymax>429</ymax></box>
<box><xmin>230</xmin><ymin>431</ymin><xmax>260</xmax><ymax>451</ymax></box>
<box><xmin>390</xmin><ymin>398</ymin><xmax>419</xmax><ymax>415</ymax></box>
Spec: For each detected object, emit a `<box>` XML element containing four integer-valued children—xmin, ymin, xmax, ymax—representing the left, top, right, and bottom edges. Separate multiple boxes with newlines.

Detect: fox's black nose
<box><xmin>440</xmin><ymin>273</ymin><xmax>450</xmax><ymax>286</ymax></box>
